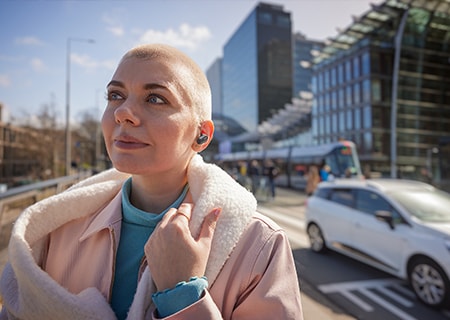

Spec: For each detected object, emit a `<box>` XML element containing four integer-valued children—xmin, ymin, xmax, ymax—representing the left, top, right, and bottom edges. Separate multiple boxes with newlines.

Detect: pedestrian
<box><xmin>305</xmin><ymin>165</ymin><xmax>320</xmax><ymax>196</ymax></box>
<box><xmin>247</xmin><ymin>159</ymin><xmax>261</xmax><ymax>194</ymax></box>
<box><xmin>263</xmin><ymin>159</ymin><xmax>279</xmax><ymax>199</ymax></box>
<box><xmin>0</xmin><ymin>44</ymin><xmax>303</xmax><ymax>319</ymax></box>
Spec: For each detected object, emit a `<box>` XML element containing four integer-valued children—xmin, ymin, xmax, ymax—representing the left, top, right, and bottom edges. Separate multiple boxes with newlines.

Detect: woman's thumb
<box><xmin>197</xmin><ymin>208</ymin><xmax>221</xmax><ymax>242</ymax></box>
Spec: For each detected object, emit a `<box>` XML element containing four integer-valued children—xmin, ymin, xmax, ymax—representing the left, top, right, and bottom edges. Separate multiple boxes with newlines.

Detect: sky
<box><xmin>0</xmin><ymin>0</ymin><xmax>384</xmax><ymax>126</ymax></box>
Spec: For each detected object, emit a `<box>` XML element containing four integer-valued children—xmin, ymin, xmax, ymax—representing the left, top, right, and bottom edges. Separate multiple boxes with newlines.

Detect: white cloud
<box><xmin>107</xmin><ymin>26</ymin><xmax>125</xmax><ymax>37</ymax></box>
<box><xmin>0</xmin><ymin>74</ymin><xmax>11</xmax><ymax>87</ymax></box>
<box><xmin>15</xmin><ymin>36</ymin><xmax>44</xmax><ymax>46</ymax></box>
<box><xmin>71</xmin><ymin>53</ymin><xmax>98</xmax><ymax>69</ymax></box>
<box><xmin>30</xmin><ymin>58</ymin><xmax>46</xmax><ymax>72</ymax></box>
<box><xmin>139</xmin><ymin>24</ymin><xmax>211</xmax><ymax>50</ymax></box>
<box><xmin>102</xmin><ymin>10</ymin><xmax>125</xmax><ymax>37</ymax></box>
<box><xmin>71</xmin><ymin>54</ymin><xmax>116</xmax><ymax>71</ymax></box>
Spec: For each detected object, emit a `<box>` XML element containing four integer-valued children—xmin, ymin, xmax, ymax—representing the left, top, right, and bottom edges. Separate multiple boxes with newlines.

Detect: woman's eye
<box><xmin>148</xmin><ymin>94</ymin><xmax>166</xmax><ymax>104</ymax></box>
<box><xmin>106</xmin><ymin>92</ymin><xmax>124</xmax><ymax>101</ymax></box>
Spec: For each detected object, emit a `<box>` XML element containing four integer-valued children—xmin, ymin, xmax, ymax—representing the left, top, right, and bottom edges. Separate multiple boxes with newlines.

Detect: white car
<box><xmin>305</xmin><ymin>178</ymin><xmax>450</xmax><ymax>309</ymax></box>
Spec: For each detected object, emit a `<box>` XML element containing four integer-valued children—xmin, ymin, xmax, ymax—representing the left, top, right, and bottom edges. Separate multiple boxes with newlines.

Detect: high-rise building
<box><xmin>312</xmin><ymin>0</ymin><xmax>450</xmax><ymax>183</ymax></box>
<box><xmin>292</xmin><ymin>32</ymin><xmax>324</xmax><ymax>99</ymax></box>
<box><xmin>222</xmin><ymin>2</ymin><xmax>292</xmax><ymax>134</ymax></box>
<box><xmin>206</xmin><ymin>58</ymin><xmax>223</xmax><ymax>116</ymax></box>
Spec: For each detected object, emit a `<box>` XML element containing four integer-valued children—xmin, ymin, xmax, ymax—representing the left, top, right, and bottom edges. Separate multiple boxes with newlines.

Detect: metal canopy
<box><xmin>314</xmin><ymin>0</ymin><xmax>450</xmax><ymax>64</ymax></box>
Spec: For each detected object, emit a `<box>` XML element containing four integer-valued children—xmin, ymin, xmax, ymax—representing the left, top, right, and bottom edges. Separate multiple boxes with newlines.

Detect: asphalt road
<box><xmin>257</xmin><ymin>187</ymin><xmax>450</xmax><ymax>320</ymax></box>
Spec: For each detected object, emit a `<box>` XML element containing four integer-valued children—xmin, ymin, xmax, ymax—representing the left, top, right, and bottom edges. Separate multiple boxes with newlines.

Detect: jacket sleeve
<box><xmin>230</xmin><ymin>229</ymin><xmax>303</xmax><ymax>319</ymax></box>
<box><xmin>151</xmin><ymin>229</ymin><xmax>303</xmax><ymax>320</ymax></box>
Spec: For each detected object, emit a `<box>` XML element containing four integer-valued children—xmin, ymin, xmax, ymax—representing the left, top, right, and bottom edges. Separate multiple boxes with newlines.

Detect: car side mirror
<box><xmin>375</xmin><ymin>210</ymin><xmax>395</xmax><ymax>230</ymax></box>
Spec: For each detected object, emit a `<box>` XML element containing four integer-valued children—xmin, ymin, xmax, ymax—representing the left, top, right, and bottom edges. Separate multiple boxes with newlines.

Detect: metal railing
<box><xmin>0</xmin><ymin>171</ymin><xmax>93</xmax><ymax>251</ymax></box>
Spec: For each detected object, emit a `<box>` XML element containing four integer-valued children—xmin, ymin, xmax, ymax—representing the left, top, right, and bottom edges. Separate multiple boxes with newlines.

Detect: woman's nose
<box><xmin>114</xmin><ymin>100</ymin><xmax>140</xmax><ymax>126</ymax></box>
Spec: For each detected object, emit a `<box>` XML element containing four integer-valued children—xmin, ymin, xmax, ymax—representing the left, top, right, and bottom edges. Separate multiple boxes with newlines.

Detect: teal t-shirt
<box><xmin>110</xmin><ymin>178</ymin><xmax>188</xmax><ymax>319</ymax></box>
<box><xmin>110</xmin><ymin>178</ymin><xmax>208</xmax><ymax>319</ymax></box>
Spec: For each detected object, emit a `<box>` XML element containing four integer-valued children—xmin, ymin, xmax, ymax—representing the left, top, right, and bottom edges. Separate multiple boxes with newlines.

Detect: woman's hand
<box><xmin>145</xmin><ymin>203</ymin><xmax>221</xmax><ymax>291</ymax></box>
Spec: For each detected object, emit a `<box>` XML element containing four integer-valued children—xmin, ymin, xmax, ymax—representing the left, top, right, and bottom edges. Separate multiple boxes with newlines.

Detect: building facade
<box><xmin>222</xmin><ymin>2</ymin><xmax>292</xmax><ymax>135</ymax></box>
<box><xmin>206</xmin><ymin>58</ymin><xmax>223</xmax><ymax>116</ymax></box>
<box><xmin>293</xmin><ymin>32</ymin><xmax>324</xmax><ymax>99</ymax></box>
<box><xmin>312</xmin><ymin>0</ymin><xmax>450</xmax><ymax>184</ymax></box>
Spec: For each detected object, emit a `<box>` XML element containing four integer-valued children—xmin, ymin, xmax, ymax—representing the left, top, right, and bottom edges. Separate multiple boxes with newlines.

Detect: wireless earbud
<box><xmin>196</xmin><ymin>134</ymin><xmax>208</xmax><ymax>145</ymax></box>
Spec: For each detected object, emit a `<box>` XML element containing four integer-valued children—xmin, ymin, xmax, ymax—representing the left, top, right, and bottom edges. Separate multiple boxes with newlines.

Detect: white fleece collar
<box><xmin>11</xmin><ymin>154</ymin><xmax>256</xmax><ymax>285</ymax></box>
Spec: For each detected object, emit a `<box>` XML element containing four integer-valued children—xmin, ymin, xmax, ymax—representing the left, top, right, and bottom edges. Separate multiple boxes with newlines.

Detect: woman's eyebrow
<box><xmin>106</xmin><ymin>80</ymin><xmax>124</xmax><ymax>88</ymax></box>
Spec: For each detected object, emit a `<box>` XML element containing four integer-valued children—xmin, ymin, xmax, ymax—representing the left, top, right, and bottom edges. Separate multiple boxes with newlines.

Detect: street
<box><xmin>257</xmin><ymin>188</ymin><xmax>450</xmax><ymax>320</ymax></box>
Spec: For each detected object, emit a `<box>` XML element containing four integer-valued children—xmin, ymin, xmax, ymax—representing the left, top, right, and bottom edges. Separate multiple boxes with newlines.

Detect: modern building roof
<box><xmin>315</xmin><ymin>0</ymin><xmax>450</xmax><ymax>63</ymax></box>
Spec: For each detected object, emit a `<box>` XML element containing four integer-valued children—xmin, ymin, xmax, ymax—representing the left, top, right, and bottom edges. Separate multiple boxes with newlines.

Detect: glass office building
<box><xmin>293</xmin><ymin>32</ymin><xmax>324</xmax><ymax>99</ymax></box>
<box><xmin>222</xmin><ymin>2</ymin><xmax>292</xmax><ymax>135</ymax></box>
<box><xmin>312</xmin><ymin>0</ymin><xmax>450</xmax><ymax>184</ymax></box>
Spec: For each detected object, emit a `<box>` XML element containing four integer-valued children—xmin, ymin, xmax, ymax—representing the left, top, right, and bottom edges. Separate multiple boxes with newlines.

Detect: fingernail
<box><xmin>213</xmin><ymin>208</ymin><xmax>222</xmax><ymax>217</ymax></box>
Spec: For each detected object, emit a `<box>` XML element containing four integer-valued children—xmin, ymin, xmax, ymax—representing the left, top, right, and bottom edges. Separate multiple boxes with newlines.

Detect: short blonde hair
<box><xmin>122</xmin><ymin>44</ymin><xmax>212</xmax><ymax>123</ymax></box>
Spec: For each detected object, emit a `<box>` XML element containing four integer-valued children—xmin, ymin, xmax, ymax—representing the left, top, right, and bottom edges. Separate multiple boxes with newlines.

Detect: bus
<box><xmin>215</xmin><ymin>140</ymin><xmax>363</xmax><ymax>191</ymax></box>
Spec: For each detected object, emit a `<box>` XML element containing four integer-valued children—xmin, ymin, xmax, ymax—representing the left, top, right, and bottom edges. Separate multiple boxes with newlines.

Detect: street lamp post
<box><xmin>65</xmin><ymin>37</ymin><xmax>95</xmax><ymax>176</ymax></box>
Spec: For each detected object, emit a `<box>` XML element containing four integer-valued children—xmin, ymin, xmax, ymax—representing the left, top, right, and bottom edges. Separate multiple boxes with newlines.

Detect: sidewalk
<box><xmin>257</xmin><ymin>187</ymin><xmax>355</xmax><ymax>320</ymax></box>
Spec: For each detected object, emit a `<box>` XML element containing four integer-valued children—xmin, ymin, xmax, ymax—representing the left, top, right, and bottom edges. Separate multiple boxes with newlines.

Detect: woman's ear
<box><xmin>193</xmin><ymin>120</ymin><xmax>214</xmax><ymax>152</ymax></box>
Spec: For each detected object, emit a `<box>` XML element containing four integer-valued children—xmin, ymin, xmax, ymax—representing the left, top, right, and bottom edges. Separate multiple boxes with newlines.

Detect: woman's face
<box><xmin>102</xmin><ymin>56</ymin><xmax>199</xmax><ymax>177</ymax></box>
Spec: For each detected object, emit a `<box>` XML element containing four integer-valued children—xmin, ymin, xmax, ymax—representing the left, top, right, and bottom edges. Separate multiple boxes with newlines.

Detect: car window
<box><xmin>355</xmin><ymin>189</ymin><xmax>403</xmax><ymax>223</ymax></box>
<box><xmin>315</xmin><ymin>187</ymin><xmax>331</xmax><ymax>199</ymax></box>
<box><xmin>329</xmin><ymin>189</ymin><xmax>354</xmax><ymax>207</ymax></box>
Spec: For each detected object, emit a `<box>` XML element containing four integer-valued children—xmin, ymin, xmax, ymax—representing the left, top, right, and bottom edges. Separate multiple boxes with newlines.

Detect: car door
<box><xmin>350</xmin><ymin>189</ymin><xmax>409</xmax><ymax>274</ymax></box>
<box><xmin>319</xmin><ymin>188</ymin><xmax>357</xmax><ymax>249</ymax></box>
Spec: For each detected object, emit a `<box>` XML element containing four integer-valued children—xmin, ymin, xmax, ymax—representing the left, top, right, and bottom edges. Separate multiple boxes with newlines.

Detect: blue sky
<box><xmin>0</xmin><ymin>0</ymin><xmax>381</xmax><ymax>125</ymax></box>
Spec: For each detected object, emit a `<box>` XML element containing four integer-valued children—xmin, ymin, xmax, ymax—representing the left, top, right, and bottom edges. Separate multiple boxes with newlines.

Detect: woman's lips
<box><xmin>114</xmin><ymin>136</ymin><xmax>148</xmax><ymax>150</ymax></box>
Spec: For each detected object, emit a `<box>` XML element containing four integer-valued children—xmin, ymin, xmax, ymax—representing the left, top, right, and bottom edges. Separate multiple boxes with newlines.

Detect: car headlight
<box><xmin>445</xmin><ymin>239</ymin><xmax>450</xmax><ymax>252</ymax></box>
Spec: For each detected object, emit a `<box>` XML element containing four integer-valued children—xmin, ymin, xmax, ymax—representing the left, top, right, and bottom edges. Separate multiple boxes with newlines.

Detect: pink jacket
<box><xmin>0</xmin><ymin>155</ymin><xmax>303</xmax><ymax>319</ymax></box>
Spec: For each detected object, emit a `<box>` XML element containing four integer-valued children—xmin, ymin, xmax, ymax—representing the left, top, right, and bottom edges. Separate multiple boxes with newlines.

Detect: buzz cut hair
<box><xmin>122</xmin><ymin>44</ymin><xmax>212</xmax><ymax>123</ymax></box>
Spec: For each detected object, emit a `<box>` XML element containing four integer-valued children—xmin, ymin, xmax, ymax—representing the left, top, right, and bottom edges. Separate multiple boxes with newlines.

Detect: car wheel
<box><xmin>408</xmin><ymin>256</ymin><xmax>450</xmax><ymax>308</ymax></box>
<box><xmin>307</xmin><ymin>223</ymin><xmax>327</xmax><ymax>253</ymax></box>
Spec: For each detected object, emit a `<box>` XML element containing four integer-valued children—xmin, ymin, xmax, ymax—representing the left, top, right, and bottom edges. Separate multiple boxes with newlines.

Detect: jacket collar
<box><xmin>13</xmin><ymin>154</ymin><xmax>257</xmax><ymax>285</ymax></box>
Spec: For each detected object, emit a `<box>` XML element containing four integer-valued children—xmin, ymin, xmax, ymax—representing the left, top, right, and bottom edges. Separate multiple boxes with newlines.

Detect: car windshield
<box><xmin>389</xmin><ymin>188</ymin><xmax>450</xmax><ymax>223</ymax></box>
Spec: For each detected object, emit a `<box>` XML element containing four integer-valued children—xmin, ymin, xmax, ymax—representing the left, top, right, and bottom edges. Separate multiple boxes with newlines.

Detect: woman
<box><xmin>0</xmin><ymin>44</ymin><xmax>303</xmax><ymax>319</ymax></box>
<box><xmin>305</xmin><ymin>165</ymin><xmax>320</xmax><ymax>196</ymax></box>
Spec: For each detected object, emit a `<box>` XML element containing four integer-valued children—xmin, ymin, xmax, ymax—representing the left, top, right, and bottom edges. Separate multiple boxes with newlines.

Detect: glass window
<box><xmin>346</xmin><ymin>86</ymin><xmax>352</xmax><ymax>106</ymax></box>
<box><xmin>362</xmin><ymin>52</ymin><xmax>370</xmax><ymax>75</ymax></box>
<box><xmin>345</xmin><ymin>60</ymin><xmax>352</xmax><ymax>82</ymax></box>
<box><xmin>363</xmin><ymin>106</ymin><xmax>372</xmax><ymax>128</ymax></box>
<box><xmin>312</xmin><ymin>75</ymin><xmax>317</xmax><ymax>93</ymax></box>
<box><xmin>354</xmin><ymin>108</ymin><xmax>361</xmax><ymax>129</ymax></box>
<box><xmin>353</xmin><ymin>56</ymin><xmax>360</xmax><ymax>79</ymax></box>
<box><xmin>372</xmin><ymin>80</ymin><xmax>381</xmax><ymax>102</ymax></box>
<box><xmin>259</xmin><ymin>12</ymin><xmax>272</xmax><ymax>24</ymax></box>
<box><xmin>355</xmin><ymin>190</ymin><xmax>392</xmax><ymax>215</ymax></box>
<box><xmin>332</xmin><ymin>113</ymin><xmax>337</xmax><ymax>133</ymax></box>
<box><xmin>330</xmin><ymin>189</ymin><xmax>354</xmax><ymax>207</ymax></box>
<box><xmin>346</xmin><ymin>109</ymin><xmax>353</xmax><ymax>130</ymax></box>
<box><xmin>339</xmin><ymin>112</ymin><xmax>345</xmax><ymax>133</ymax></box>
<box><xmin>339</xmin><ymin>88</ymin><xmax>345</xmax><ymax>108</ymax></box>
<box><xmin>318</xmin><ymin>73</ymin><xmax>323</xmax><ymax>92</ymax></box>
<box><xmin>364</xmin><ymin>132</ymin><xmax>372</xmax><ymax>152</ymax></box>
<box><xmin>331</xmin><ymin>91</ymin><xmax>337</xmax><ymax>110</ymax></box>
<box><xmin>276</xmin><ymin>15</ymin><xmax>290</xmax><ymax>28</ymax></box>
<box><xmin>363</xmin><ymin>79</ymin><xmax>371</xmax><ymax>102</ymax></box>
<box><xmin>353</xmin><ymin>82</ymin><xmax>360</xmax><ymax>104</ymax></box>
<box><xmin>338</xmin><ymin>64</ymin><xmax>344</xmax><ymax>84</ymax></box>
<box><xmin>331</xmin><ymin>68</ymin><xmax>337</xmax><ymax>87</ymax></box>
<box><xmin>324</xmin><ymin>69</ymin><xmax>330</xmax><ymax>89</ymax></box>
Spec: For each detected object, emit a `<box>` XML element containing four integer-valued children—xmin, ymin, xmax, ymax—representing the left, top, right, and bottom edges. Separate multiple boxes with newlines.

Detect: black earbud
<box><xmin>196</xmin><ymin>134</ymin><xmax>208</xmax><ymax>145</ymax></box>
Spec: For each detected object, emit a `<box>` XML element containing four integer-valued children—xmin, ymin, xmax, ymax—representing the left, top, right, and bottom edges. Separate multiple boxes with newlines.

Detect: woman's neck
<box><xmin>129</xmin><ymin>174</ymin><xmax>189</xmax><ymax>213</ymax></box>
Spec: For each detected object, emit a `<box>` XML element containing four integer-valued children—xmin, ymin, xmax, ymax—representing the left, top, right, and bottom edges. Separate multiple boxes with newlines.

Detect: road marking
<box><xmin>319</xmin><ymin>279</ymin><xmax>418</xmax><ymax>320</ymax></box>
